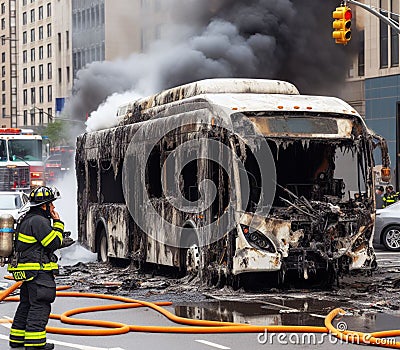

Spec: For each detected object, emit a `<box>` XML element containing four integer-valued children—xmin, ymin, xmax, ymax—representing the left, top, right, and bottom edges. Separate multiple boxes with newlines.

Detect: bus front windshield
<box><xmin>8</xmin><ymin>139</ymin><xmax>42</xmax><ymax>161</ymax></box>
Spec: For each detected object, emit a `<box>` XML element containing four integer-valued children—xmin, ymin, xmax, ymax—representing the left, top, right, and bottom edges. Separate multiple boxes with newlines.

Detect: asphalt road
<box><xmin>0</xmin><ymin>250</ymin><xmax>399</xmax><ymax>350</ymax></box>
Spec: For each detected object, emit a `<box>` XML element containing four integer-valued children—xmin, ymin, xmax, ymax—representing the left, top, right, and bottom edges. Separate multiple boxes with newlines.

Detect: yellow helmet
<box><xmin>29</xmin><ymin>186</ymin><xmax>60</xmax><ymax>207</ymax></box>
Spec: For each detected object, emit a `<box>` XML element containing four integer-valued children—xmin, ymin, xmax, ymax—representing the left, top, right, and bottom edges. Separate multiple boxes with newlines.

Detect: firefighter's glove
<box><xmin>60</xmin><ymin>232</ymin><xmax>75</xmax><ymax>249</ymax></box>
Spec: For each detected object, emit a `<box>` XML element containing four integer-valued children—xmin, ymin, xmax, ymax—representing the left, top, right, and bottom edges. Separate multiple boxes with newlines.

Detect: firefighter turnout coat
<box><xmin>8</xmin><ymin>209</ymin><xmax>64</xmax><ymax>281</ymax></box>
<box><xmin>7</xmin><ymin>209</ymin><xmax>64</xmax><ymax>348</ymax></box>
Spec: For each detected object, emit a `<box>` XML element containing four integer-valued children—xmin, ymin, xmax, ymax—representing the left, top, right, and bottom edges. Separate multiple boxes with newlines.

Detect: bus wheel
<box><xmin>186</xmin><ymin>244</ymin><xmax>200</xmax><ymax>274</ymax></box>
<box><xmin>179</xmin><ymin>229</ymin><xmax>199</xmax><ymax>276</ymax></box>
<box><xmin>97</xmin><ymin>227</ymin><xmax>108</xmax><ymax>263</ymax></box>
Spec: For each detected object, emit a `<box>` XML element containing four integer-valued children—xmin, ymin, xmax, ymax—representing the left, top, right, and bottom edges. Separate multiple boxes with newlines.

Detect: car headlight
<box><xmin>240</xmin><ymin>224</ymin><xmax>276</xmax><ymax>253</ymax></box>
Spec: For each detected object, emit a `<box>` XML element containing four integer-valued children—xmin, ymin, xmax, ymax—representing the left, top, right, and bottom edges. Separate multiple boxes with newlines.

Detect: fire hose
<box><xmin>1</xmin><ymin>281</ymin><xmax>400</xmax><ymax>348</ymax></box>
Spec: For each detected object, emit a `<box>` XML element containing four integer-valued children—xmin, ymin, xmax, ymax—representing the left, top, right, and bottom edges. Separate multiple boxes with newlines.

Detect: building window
<box><xmin>95</xmin><ymin>5</ymin><xmax>100</xmax><ymax>25</ymax></box>
<box><xmin>2</xmin><ymin>107</ymin><xmax>6</xmax><ymax>118</ymax></box>
<box><xmin>1</xmin><ymin>52</ymin><xmax>4</xmax><ymax>63</ymax></box>
<box><xmin>66</xmin><ymin>66</ymin><xmax>70</xmax><ymax>83</ymax></box>
<box><xmin>23</xmin><ymin>89</ymin><xmax>27</xmax><ymax>105</ymax></box>
<box><xmin>58</xmin><ymin>32</ymin><xmax>61</xmax><ymax>50</ymax></box>
<box><xmin>47</xmin><ymin>43</ymin><xmax>51</xmax><ymax>57</ymax></box>
<box><xmin>39</xmin><ymin>46</ymin><xmax>43</xmax><ymax>59</ymax></box>
<box><xmin>39</xmin><ymin>109</ymin><xmax>43</xmax><ymax>125</ymax></box>
<box><xmin>47</xmin><ymin>2</ymin><xmax>51</xmax><ymax>17</ymax></box>
<box><xmin>2</xmin><ymin>94</ymin><xmax>5</xmax><ymax>105</ymax></box>
<box><xmin>380</xmin><ymin>0</ymin><xmax>389</xmax><ymax>68</ymax></box>
<box><xmin>77</xmin><ymin>11</ymin><xmax>81</xmax><ymax>31</ymax></box>
<box><xmin>39</xmin><ymin>64</ymin><xmax>43</xmax><ymax>81</ymax></box>
<box><xmin>47</xmin><ymin>23</ymin><xmax>51</xmax><ymax>37</ymax></box>
<box><xmin>82</xmin><ymin>9</ymin><xmax>86</xmax><ymax>28</ymax></box>
<box><xmin>30</xmin><ymin>28</ymin><xmax>35</xmax><ymax>42</ymax></box>
<box><xmin>39</xmin><ymin>26</ymin><xmax>43</xmax><ymax>40</ymax></box>
<box><xmin>1</xmin><ymin>80</ymin><xmax>5</xmax><ymax>91</ymax></box>
<box><xmin>38</xmin><ymin>6</ymin><xmax>43</xmax><ymax>20</ymax></box>
<box><xmin>1</xmin><ymin>3</ymin><xmax>5</xmax><ymax>14</ymax></box>
<box><xmin>23</xmin><ymin>0</ymin><xmax>27</xmax><ymax>6</ymax></box>
<box><xmin>100</xmin><ymin>3</ymin><xmax>104</xmax><ymax>24</ymax></box>
<box><xmin>23</xmin><ymin>68</ymin><xmax>27</xmax><ymax>84</ymax></box>
<box><xmin>30</xmin><ymin>48</ymin><xmax>35</xmax><ymax>61</ymax></box>
<box><xmin>58</xmin><ymin>68</ymin><xmax>62</xmax><ymax>83</ymax></box>
<box><xmin>1</xmin><ymin>66</ymin><xmax>5</xmax><ymax>77</ymax></box>
<box><xmin>47</xmin><ymin>85</ymin><xmax>52</xmax><ymax>102</ymax></box>
<box><xmin>23</xmin><ymin>110</ymin><xmax>27</xmax><ymax>126</ymax></box>
<box><xmin>31</xmin><ymin>87</ymin><xmax>35</xmax><ymax>104</ymax></box>
<box><xmin>66</xmin><ymin>30</ymin><xmax>69</xmax><ymax>49</ymax></box>
<box><xmin>47</xmin><ymin>63</ymin><xmax>52</xmax><ymax>79</ymax></box>
<box><xmin>22</xmin><ymin>12</ymin><xmax>27</xmax><ymax>25</ymax></box>
<box><xmin>31</xmin><ymin>66</ymin><xmax>35</xmax><ymax>82</ymax></box>
<box><xmin>39</xmin><ymin>86</ymin><xmax>43</xmax><ymax>103</ymax></box>
<box><xmin>30</xmin><ymin>9</ymin><xmax>35</xmax><ymax>23</ymax></box>
<box><xmin>391</xmin><ymin>0</ymin><xmax>399</xmax><ymax>66</ymax></box>
<box><xmin>47</xmin><ymin>108</ymin><xmax>52</xmax><ymax>122</ymax></box>
<box><xmin>91</xmin><ymin>7</ymin><xmax>95</xmax><ymax>26</ymax></box>
<box><xmin>22</xmin><ymin>31</ymin><xmax>27</xmax><ymax>44</ymax></box>
<box><xmin>30</xmin><ymin>109</ymin><xmax>35</xmax><ymax>126</ymax></box>
<box><xmin>23</xmin><ymin>50</ymin><xmax>27</xmax><ymax>63</ymax></box>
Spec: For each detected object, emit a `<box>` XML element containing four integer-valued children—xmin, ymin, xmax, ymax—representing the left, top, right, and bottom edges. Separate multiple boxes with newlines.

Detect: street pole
<box><xmin>346</xmin><ymin>0</ymin><xmax>400</xmax><ymax>34</ymax></box>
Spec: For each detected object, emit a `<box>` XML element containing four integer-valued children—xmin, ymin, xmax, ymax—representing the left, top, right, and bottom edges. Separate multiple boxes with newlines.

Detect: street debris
<box><xmin>55</xmin><ymin>259</ymin><xmax>400</xmax><ymax>320</ymax></box>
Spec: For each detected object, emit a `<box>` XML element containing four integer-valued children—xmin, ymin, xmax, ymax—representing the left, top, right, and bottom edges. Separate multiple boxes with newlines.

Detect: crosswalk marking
<box><xmin>195</xmin><ymin>339</ymin><xmax>231</xmax><ymax>349</ymax></box>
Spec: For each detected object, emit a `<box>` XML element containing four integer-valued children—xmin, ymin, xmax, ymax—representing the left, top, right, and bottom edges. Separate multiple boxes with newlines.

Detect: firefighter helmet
<box><xmin>29</xmin><ymin>186</ymin><xmax>61</xmax><ymax>207</ymax></box>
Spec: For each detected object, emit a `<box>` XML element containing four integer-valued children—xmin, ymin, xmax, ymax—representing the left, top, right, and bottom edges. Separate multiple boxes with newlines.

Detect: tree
<box><xmin>41</xmin><ymin>120</ymin><xmax>69</xmax><ymax>147</ymax></box>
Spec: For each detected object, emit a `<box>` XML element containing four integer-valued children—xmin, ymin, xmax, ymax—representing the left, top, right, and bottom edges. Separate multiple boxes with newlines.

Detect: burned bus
<box><xmin>76</xmin><ymin>78</ymin><xmax>390</xmax><ymax>285</ymax></box>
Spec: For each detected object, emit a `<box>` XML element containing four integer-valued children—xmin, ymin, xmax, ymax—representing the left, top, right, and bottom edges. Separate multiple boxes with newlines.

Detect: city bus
<box><xmin>76</xmin><ymin>78</ymin><xmax>390</xmax><ymax>286</ymax></box>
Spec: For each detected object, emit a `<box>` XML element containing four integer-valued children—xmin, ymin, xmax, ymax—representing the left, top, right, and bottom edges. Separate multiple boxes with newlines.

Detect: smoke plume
<box><xmin>65</xmin><ymin>0</ymin><xmax>356</xmax><ymax>132</ymax></box>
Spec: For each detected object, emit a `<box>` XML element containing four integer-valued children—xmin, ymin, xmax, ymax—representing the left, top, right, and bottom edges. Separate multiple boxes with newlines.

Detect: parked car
<box><xmin>374</xmin><ymin>201</ymin><xmax>400</xmax><ymax>251</ymax></box>
<box><xmin>0</xmin><ymin>191</ymin><xmax>29</xmax><ymax>222</ymax></box>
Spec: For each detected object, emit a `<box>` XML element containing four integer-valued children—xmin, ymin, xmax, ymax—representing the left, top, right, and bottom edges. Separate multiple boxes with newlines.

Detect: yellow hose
<box><xmin>1</xmin><ymin>281</ymin><xmax>399</xmax><ymax>348</ymax></box>
<box><xmin>325</xmin><ymin>308</ymin><xmax>400</xmax><ymax>349</ymax></box>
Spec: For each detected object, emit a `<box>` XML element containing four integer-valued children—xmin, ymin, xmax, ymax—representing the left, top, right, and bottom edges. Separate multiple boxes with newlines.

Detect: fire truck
<box><xmin>44</xmin><ymin>145</ymin><xmax>74</xmax><ymax>184</ymax></box>
<box><xmin>0</xmin><ymin>128</ymin><xmax>45</xmax><ymax>191</ymax></box>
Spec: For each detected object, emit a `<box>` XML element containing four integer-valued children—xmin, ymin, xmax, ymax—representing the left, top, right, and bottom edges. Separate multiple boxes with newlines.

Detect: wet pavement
<box><xmin>1</xmin><ymin>248</ymin><xmax>400</xmax><ymax>348</ymax></box>
<box><xmin>47</xmin><ymin>249</ymin><xmax>400</xmax><ymax>334</ymax></box>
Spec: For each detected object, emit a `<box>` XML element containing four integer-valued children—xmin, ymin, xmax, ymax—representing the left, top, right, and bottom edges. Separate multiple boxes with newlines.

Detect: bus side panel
<box><xmin>87</xmin><ymin>203</ymin><xmax>131</xmax><ymax>259</ymax></box>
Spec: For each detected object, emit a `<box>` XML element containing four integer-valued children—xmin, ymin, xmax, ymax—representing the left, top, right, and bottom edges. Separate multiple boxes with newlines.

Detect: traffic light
<box><xmin>332</xmin><ymin>6</ymin><xmax>352</xmax><ymax>45</ymax></box>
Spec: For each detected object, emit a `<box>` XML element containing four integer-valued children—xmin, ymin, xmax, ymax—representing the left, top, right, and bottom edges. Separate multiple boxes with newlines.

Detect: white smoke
<box><xmin>86</xmin><ymin>90</ymin><xmax>143</xmax><ymax>132</ymax></box>
<box><xmin>52</xmin><ymin>165</ymin><xmax>97</xmax><ymax>265</ymax></box>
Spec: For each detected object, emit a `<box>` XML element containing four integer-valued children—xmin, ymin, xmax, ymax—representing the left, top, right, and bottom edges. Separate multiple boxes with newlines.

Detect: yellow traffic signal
<box><xmin>332</xmin><ymin>6</ymin><xmax>352</xmax><ymax>45</ymax></box>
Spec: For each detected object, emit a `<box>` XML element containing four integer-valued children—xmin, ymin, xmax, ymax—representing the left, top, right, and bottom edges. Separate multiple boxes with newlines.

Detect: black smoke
<box><xmin>65</xmin><ymin>0</ymin><xmax>357</xmax><ymax>125</ymax></box>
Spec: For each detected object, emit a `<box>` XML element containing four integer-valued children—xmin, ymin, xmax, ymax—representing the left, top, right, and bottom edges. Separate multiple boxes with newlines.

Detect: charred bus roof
<box><xmin>118</xmin><ymin>78</ymin><xmax>362</xmax><ymax>127</ymax></box>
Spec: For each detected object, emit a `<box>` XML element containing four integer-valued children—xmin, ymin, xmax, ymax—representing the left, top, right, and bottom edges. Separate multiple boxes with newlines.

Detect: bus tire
<box><xmin>97</xmin><ymin>227</ymin><xmax>108</xmax><ymax>263</ymax></box>
<box><xmin>179</xmin><ymin>229</ymin><xmax>199</xmax><ymax>276</ymax></box>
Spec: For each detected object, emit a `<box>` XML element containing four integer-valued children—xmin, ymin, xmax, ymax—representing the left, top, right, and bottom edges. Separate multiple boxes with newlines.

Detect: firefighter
<box><xmin>382</xmin><ymin>184</ymin><xmax>399</xmax><ymax>208</ymax></box>
<box><xmin>7</xmin><ymin>186</ymin><xmax>73</xmax><ymax>350</ymax></box>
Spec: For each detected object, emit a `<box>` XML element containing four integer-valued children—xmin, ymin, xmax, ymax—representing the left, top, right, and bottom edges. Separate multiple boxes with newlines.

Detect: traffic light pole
<box><xmin>346</xmin><ymin>0</ymin><xmax>400</xmax><ymax>34</ymax></box>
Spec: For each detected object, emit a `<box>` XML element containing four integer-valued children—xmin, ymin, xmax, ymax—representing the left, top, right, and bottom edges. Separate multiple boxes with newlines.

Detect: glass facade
<box><xmin>72</xmin><ymin>0</ymin><xmax>105</xmax><ymax>77</ymax></box>
<box><xmin>365</xmin><ymin>75</ymin><xmax>400</xmax><ymax>185</ymax></box>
